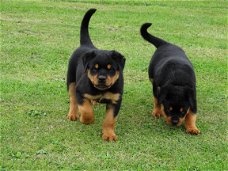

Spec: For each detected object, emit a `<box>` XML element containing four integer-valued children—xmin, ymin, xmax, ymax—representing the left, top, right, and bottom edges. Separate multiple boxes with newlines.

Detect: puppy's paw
<box><xmin>67</xmin><ymin>112</ymin><xmax>79</xmax><ymax>121</ymax></box>
<box><xmin>80</xmin><ymin>115</ymin><xmax>94</xmax><ymax>125</ymax></box>
<box><xmin>186</xmin><ymin>127</ymin><xmax>200</xmax><ymax>135</ymax></box>
<box><xmin>152</xmin><ymin>109</ymin><xmax>162</xmax><ymax>118</ymax></box>
<box><xmin>102</xmin><ymin>130</ymin><xmax>117</xmax><ymax>141</ymax></box>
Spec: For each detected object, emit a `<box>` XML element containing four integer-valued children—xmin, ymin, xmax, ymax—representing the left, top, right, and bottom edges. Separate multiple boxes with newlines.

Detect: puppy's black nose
<box><xmin>98</xmin><ymin>75</ymin><xmax>106</xmax><ymax>82</ymax></box>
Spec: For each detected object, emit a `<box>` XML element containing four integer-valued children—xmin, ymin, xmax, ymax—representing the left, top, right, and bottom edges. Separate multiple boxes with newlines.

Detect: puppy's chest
<box><xmin>84</xmin><ymin>92</ymin><xmax>120</xmax><ymax>104</ymax></box>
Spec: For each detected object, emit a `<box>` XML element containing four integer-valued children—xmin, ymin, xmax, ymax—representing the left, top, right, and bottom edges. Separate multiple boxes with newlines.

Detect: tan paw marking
<box><xmin>186</xmin><ymin>127</ymin><xmax>200</xmax><ymax>135</ymax></box>
<box><xmin>80</xmin><ymin>115</ymin><xmax>94</xmax><ymax>125</ymax></box>
<box><xmin>152</xmin><ymin>108</ymin><xmax>162</xmax><ymax>118</ymax></box>
<box><xmin>67</xmin><ymin>112</ymin><xmax>79</xmax><ymax>121</ymax></box>
<box><xmin>102</xmin><ymin>130</ymin><xmax>117</xmax><ymax>141</ymax></box>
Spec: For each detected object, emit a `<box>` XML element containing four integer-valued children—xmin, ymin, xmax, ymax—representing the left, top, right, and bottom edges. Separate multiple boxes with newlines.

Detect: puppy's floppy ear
<box><xmin>157</xmin><ymin>80</ymin><xmax>171</xmax><ymax>104</ymax></box>
<box><xmin>111</xmin><ymin>50</ymin><xmax>126</xmax><ymax>69</ymax></box>
<box><xmin>82</xmin><ymin>51</ymin><xmax>96</xmax><ymax>71</ymax></box>
<box><xmin>187</xmin><ymin>87</ymin><xmax>197</xmax><ymax>113</ymax></box>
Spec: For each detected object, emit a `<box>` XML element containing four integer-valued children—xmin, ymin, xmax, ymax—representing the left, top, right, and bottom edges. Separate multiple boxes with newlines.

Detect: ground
<box><xmin>1</xmin><ymin>0</ymin><xmax>227</xmax><ymax>170</ymax></box>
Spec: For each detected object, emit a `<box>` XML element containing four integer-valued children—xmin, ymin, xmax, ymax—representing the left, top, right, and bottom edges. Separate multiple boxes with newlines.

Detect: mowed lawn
<box><xmin>1</xmin><ymin>0</ymin><xmax>227</xmax><ymax>170</ymax></box>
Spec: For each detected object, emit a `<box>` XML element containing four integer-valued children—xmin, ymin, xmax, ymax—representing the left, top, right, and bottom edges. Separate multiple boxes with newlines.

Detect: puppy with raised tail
<box><xmin>67</xmin><ymin>9</ymin><xmax>125</xmax><ymax>141</ymax></box>
<box><xmin>140</xmin><ymin>23</ymin><xmax>200</xmax><ymax>135</ymax></box>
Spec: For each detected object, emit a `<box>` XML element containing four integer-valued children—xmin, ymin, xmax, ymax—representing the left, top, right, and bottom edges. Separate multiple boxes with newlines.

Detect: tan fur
<box><xmin>185</xmin><ymin>110</ymin><xmax>200</xmax><ymax>135</ymax></box>
<box><xmin>87</xmin><ymin>70</ymin><xmax>99</xmax><ymax>85</ymax></box>
<box><xmin>78</xmin><ymin>99</ymin><xmax>94</xmax><ymax>124</ymax></box>
<box><xmin>103</xmin><ymin>92</ymin><xmax>120</xmax><ymax>104</ymax></box>
<box><xmin>161</xmin><ymin>105</ymin><xmax>187</xmax><ymax>126</ymax></box>
<box><xmin>87</xmin><ymin>70</ymin><xmax>120</xmax><ymax>89</ymax></box>
<box><xmin>102</xmin><ymin>106</ymin><xmax>117</xmax><ymax>141</ymax></box>
<box><xmin>67</xmin><ymin>83</ymin><xmax>79</xmax><ymax>121</ymax></box>
<box><xmin>107</xmin><ymin>64</ymin><xmax>111</xmax><ymax>69</ymax></box>
<box><xmin>84</xmin><ymin>92</ymin><xmax>120</xmax><ymax>104</ymax></box>
<box><xmin>169</xmin><ymin>107</ymin><xmax>173</xmax><ymax>111</ymax></box>
<box><xmin>106</xmin><ymin>71</ymin><xmax>120</xmax><ymax>87</ymax></box>
<box><xmin>178</xmin><ymin>117</ymin><xmax>185</xmax><ymax>126</ymax></box>
<box><xmin>152</xmin><ymin>96</ymin><xmax>162</xmax><ymax>117</ymax></box>
<box><xmin>84</xmin><ymin>94</ymin><xmax>102</xmax><ymax>100</ymax></box>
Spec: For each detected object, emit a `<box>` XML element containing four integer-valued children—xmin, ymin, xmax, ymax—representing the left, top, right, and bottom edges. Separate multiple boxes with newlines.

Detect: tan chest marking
<box><xmin>84</xmin><ymin>92</ymin><xmax>120</xmax><ymax>104</ymax></box>
<box><xmin>84</xmin><ymin>94</ymin><xmax>102</xmax><ymax>100</ymax></box>
<box><xmin>103</xmin><ymin>92</ymin><xmax>120</xmax><ymax>103</ymax></box>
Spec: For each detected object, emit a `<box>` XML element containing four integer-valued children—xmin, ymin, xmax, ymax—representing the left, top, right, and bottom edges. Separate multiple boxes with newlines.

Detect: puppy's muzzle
<box><xmin>171</xmin><ymin>116</ymin><xmax>179</xmax><ymax>126</ymax></box>
<box><xmin>98</xmin><ymin>75</ymin><xmax>106</xmax><ymax>84</ymax></box>
<box><xmin>94</xmin><ymin>75</ymin><xmax>111</xmax><ymax>90</ymax></box>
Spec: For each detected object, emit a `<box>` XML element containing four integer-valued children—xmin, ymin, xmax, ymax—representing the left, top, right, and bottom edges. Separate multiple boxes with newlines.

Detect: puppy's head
<box><xmin>83</xmin><ymin>50</ymin><xmax>125</xmax><ymax>91</ymax></box>
<box><xmin>158</xmin><ymin>84</ymin><xmax>196</xmax><ymax>126</ymax></box>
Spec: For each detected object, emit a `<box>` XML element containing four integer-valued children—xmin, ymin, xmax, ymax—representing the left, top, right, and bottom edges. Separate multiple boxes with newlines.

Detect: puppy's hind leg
<box><xmin>67</xmin><ymin>83</ymin><xmax>79</xmax><ymax>121</ymax></box>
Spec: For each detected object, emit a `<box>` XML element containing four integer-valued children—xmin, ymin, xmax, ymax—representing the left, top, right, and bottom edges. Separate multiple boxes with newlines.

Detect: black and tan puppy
<box><xmin>67</xmin><ymin>9</ymin><xmax>125</xmax><ymax>141</ymax></box>
<box><xmin>140</xmin><ymin>23</ymin><xmax>200</xmax><ymax>135</ymax></box>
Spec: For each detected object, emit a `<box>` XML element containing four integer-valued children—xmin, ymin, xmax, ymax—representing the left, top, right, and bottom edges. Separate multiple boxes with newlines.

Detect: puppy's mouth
<box><xmin>94</xmin><ymin>84</ymin><xmax>112</xmax><ymax>91</ymax></box>
<box><xmin>170</xmin><ymin>116</ymin><xmax>178</xmax><ymax>126</ymax></box>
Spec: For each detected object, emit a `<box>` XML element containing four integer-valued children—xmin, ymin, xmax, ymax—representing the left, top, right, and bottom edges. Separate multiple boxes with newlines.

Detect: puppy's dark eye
<box><xmin>179</xmin><ymin>108</ymin><xmax>186</xmax><ymax>116</ymax></box>
<box><xmin>91</xmin><ymin>68</ymin><xmax>98</xmax><ymax>74</ymax></box>
<box><xmin>181</xmin><ymin>111</ymin><xmax>186</xmax><ymax>116</ymax></box>
<box><xmin>109</xmin><ymin>68</ymin><xmax>115</xmax><ymax>76</ymax></box>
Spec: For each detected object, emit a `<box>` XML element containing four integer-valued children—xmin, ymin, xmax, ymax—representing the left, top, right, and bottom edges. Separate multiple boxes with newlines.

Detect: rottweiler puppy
<box><xmin>140</xmin><ymin>23</ymin><xmax>200</xmax><ymax>135</ymax></box>
<box><xmin>67</xmin><ymin>9</ymin><xmax>125</xmax><ymax>141</ymax></box>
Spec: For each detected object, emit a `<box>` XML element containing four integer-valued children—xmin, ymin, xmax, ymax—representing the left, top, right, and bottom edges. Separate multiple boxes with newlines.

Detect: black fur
<box><xmin>67</xmin><ymin>9</ymin><xmax>125</xmax><ymax>117</ymax></box>
<box><xmin>140</xmin><ymin>23</ymin><xmax>197</xmax><ymax>124</ymax></box>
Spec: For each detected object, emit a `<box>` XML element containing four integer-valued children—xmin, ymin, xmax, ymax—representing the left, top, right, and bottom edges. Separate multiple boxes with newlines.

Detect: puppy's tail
<box><xmin>140</xmin><ymin>23</ymin><xmax>168</xmax><ymax>48</ymax></box>
<box><xmin>80</xmin><ymin>8</ymin><xmax>96</xmax><ymax>47</ymax></box>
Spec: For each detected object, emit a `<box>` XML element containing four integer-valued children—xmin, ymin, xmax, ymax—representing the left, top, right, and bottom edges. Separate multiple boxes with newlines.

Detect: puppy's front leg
<box><xmin>102</xmin><ymin>101</ymin><xmax>121</xmax><ymax>141</ymax></box>
<box><xmin>152</xmin><ymin>96</ymin><xmax>162</xmax><ymax>117</ymax></box>
<box><xmin>185</xmin><ymin>110</ymin><xmax>200</xmax><ymax>135</ymax></box>
<box><xmin>78</xmin><ymin>98</ymin><xmax>94</xmax><ymax>125</ymax></box>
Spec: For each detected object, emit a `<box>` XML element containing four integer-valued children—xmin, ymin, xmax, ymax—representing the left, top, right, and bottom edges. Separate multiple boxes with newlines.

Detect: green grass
<box><xmin>1</xmin><ymin>0</ymin><xmax>227</xmax><ymax>170</ymax></box>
